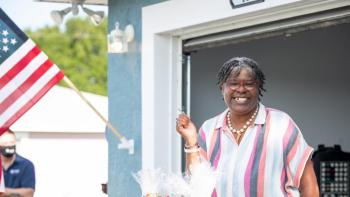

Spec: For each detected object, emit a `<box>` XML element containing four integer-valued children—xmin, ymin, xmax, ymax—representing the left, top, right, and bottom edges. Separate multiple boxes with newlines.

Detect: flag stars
<box><xmin>2</xmin><ymin>38</ymin><xmax>9</xmax><ymax>44</ymax></box>
<box><xmin>2</xmin><ymin>45</ymin><xmax>9</xmax><ymax>52</ymax></box>
<box><xmin>2</xmin><ymin>30</ymin><xmax>9</xmax><ymax>37</ymax></box>
<box><xmin>10</xmin><ymin>38</ymin><xmax>17</xmax><ymax>45</ymax></box>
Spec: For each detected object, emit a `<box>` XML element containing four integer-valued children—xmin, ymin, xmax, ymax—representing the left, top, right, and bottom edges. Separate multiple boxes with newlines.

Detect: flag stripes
<box><xmin>1</xmin><ymin>45</ymin><xmax>47</xmax><ymax>101</ymax></box>
<box><xmin>0</xmin><ymin>58</ymin><xmax>54</xmax><ymax>114</ymax></box>
<box><xmin>0</xmin><ymin>46</ymin><xmax>41</xmax><ymax>89</ymax></box>
<box><xmin>0</xmin><ymin>9</ymin><xmax>64</xmax><ymax>133</ymax></box>
<box><xmin>0</xmin><ymin>64</ymin><xmax>63</xmax><ymax>132</ymax></box>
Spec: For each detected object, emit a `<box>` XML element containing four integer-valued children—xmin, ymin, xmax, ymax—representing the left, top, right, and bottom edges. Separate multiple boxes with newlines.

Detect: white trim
<box><xmin>141</xmin><ymin>0</ymin><xmax>350</xmax><ymax>171</ymax></box>
<box><xmin>184</xmin><ymin>7</ymin><xmax>350</xmax><ymax>51</ymax></box>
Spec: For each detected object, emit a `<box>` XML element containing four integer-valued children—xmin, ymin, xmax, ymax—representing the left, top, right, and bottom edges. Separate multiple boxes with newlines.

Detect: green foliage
<box><xmin>25</xmin><ymin>17</ymin><xmax>107</xmax><ymax>96</ymax></box>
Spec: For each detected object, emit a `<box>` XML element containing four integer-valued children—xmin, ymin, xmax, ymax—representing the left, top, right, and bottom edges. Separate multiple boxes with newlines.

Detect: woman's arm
<box><xmin>299</xmin><ymin>159</ymin><xmax>319</xmax><ymax>197</ymax></box>
<box><xmin>176</xmin><ymin>114</ymin><xmax>201</xmax><ymax>169</ymax></box>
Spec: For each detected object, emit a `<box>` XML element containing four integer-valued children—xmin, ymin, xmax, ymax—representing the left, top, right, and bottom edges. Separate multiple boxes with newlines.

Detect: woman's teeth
<box><xmin>234</xmin><ymin>97</ymin><xmax>247</xmax><ymax>103</ymax></box>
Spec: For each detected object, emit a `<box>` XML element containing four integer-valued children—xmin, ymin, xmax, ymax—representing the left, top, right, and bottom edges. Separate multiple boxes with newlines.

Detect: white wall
<box><xmin>16</xmin><ymin>133</ymin><xmax>108</xmax><ymax>197</ymax></box>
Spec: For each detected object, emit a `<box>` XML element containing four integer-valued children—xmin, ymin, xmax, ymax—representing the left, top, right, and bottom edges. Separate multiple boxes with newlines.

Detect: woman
<box><xmin>176</xmin><ymin>57</ymin><xmax>319</xmax><ymax>196</ymax></box>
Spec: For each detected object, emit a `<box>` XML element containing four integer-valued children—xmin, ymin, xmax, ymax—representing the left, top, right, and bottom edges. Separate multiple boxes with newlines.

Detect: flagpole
<box><xmin>63</xmin><ymin>76</ymin><xmax>134</xmax><ymax>154</ymax></box>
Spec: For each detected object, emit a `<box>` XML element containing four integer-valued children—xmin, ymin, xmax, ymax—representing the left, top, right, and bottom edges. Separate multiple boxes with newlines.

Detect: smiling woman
<box><xmin>218</xmin><ymin>58</ymin><xmax>262</xmax><ymax>118</ymax></box>
<box><xmin>176</xmin><ymin>56</ymin><xmax>320</xmax><ymax>196</ymax></box>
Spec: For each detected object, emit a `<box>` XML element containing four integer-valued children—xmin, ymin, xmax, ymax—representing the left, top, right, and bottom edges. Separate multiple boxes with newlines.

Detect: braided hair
<box><xmin>217</xmin><ymin>57</ymin><xmax>266</xmax><ymax>98</ymax></box>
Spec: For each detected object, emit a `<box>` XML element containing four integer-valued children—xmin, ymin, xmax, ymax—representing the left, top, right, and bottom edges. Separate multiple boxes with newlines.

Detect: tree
<box><xmin>25</xmin><ymin>17</ymin><xmax>108</xmax><ymax>95</ymax></box>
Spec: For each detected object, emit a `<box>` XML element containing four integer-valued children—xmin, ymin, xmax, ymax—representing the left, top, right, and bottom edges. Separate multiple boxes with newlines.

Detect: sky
<box><xmin>0</xmin><ymin>0</ymin><xmax>108</xmax><ymax>30</ymax></box>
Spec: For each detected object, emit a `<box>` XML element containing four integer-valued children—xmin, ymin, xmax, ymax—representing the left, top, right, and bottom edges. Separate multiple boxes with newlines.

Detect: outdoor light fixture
<box><xmin>82</xmin><ymin>6</ymin><xmax>105</xmax><ymax>26</ymax></box>
<box><xmin>51</xmin><ymin>7</ymin><xmax>72</xmax><ymax>25</ymax></box>
<box><xmin>108</xmin><ymin>22</ymin><xmax>135</xmax><ymax>53</ymax></box>
<box><xmin>50</xmin><ymin>2</ymin><xmax>105</xmax><ymax>26</ymax></box>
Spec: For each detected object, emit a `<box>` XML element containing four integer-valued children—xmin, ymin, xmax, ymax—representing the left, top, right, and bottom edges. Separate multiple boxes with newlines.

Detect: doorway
<box><xmin>183</xmin><ymin>8</ymin><xmax>350</xmax><ymax>155</ymax></box>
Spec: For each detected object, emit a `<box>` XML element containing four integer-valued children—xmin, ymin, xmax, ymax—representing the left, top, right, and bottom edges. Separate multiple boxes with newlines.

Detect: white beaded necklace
<box><xmin>226</xmin><ymin>106</ymin><xmax>259</xmax><ymax>142</ymax></box>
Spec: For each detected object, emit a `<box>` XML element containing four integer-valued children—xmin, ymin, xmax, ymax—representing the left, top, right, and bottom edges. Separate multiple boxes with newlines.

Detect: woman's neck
<box><xmin>229</xmin><ymin>105</ymin><xmax>258</xmax><ymax>128</ymax></box>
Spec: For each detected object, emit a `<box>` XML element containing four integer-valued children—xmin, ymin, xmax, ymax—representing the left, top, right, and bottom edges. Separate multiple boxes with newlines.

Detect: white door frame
<box><xmin>141</xmin><ymin>0</ymin><xmax>350</xmax><ymax>171</ymax></box>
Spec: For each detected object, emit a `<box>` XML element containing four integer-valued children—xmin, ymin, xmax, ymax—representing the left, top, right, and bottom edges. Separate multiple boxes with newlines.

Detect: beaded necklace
<box><xmin>226</xmin><ymin>106</ymin><xmax>259</xmax><ymax>142</ymax></box>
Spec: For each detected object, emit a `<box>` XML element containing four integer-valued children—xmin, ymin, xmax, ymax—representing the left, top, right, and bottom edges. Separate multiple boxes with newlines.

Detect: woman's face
<box><xmin>221</xmin><ymin>67</ymin><xmax>259</xmax><ymax>116</ymax></box>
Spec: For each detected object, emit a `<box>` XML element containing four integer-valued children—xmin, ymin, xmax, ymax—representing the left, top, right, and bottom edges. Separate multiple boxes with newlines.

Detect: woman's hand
<box><xmin>176</xmin><ymin>113</ymin><xmax>198</xmax><ymax>146</ymax></box>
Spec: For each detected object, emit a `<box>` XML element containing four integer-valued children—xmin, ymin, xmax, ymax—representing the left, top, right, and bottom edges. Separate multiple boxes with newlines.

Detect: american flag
<box><xmin>0</xmin><ymin>8</ymin><xmax>64</xmax><ymax>135</ymax></box>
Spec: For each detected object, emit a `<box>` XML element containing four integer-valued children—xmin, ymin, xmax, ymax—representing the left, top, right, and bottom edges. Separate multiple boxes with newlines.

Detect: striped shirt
<box><xmin>198</xmin><ymin>103</ymin><xmax>313</xmax><ymax>197</ymax></box>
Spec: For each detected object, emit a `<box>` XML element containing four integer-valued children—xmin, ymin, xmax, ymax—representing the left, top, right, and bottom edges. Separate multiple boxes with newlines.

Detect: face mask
<box><xmin>0</xmin><ymin>145</ymin><xmax>16</xmax><ymax>158</ymax></box>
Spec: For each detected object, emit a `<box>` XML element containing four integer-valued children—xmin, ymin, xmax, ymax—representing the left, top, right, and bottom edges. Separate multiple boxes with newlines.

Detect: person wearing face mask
<box><xmin>0</xmin><ymin>129</ymin><xmax>35</xmax><ymax>197</ymax></box>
